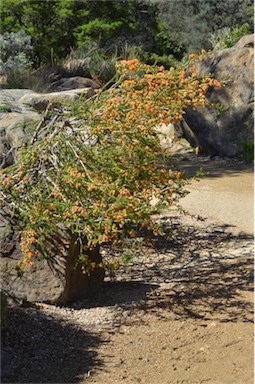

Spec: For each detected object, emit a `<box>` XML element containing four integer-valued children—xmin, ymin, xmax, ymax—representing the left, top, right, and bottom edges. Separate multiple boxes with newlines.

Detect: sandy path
<box><xmin>181</xmin><ymin>171</ymin><xmax>254</xmax><ymax>235</ymax></box>
<box><xmin>84</xmin><ymin>153</ymin><xmax>254</xmax><ymax>384</ymax></box>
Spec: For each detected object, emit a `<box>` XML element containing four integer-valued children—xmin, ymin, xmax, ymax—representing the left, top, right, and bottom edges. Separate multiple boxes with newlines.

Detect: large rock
<box><xmin>0</xmin><ymin>90</ymin><xmax>41</xmax><ymax>167</ymax></box>
<box><xmin>0</xmin><ymin>85</ymin><xmax>105</xmax><ymax>304</ymax></box>
<box><xmin>0</xmin><ymin>84</ymin><xmax>98</xmax><ymax>166</ymax></box>
<box><xmin>177</xmin><ymin>34</ymin><xmax>254</xmax><ymax>157</ymax></box>
<box><xmin>0</xmin><ymin>112</ymin><xmax>40</xmax><ymax>167</ymax></box>
<box><xmin>0</xmin><ymin>215</ymin><xmax>105</xmax><ymax>305</ymax></box>
<box><xmin>52</xmin><ymin>76</ymin><xmax>100</xmax><ymax>92</ymax></box>
<box><xmin>0</xmin><ymin>89</ymin><xmax>37</xmax><ymax>113</ymax></box>
<box><xmin>18</xmin><ymin>87</ymin><xmax>97</xmax><ymax>111</ymax></box>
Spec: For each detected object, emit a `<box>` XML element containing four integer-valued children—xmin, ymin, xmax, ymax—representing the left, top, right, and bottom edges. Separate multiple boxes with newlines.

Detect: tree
<box><xmin>0</xmin><ymin>0</ymin><xmax>87</xmax><ymax>65</ymax></box>
<box><xmin>148</xmin><ymin>0</ymin><xmax>254</xmax><ymax>55</ymax></box>
<box><xmin>0</xmin><ymin>0</ymin><xmax>160</xmax><ymax>66</ymax></box>
<box><xmin>0</xmin><ymin>55</ymin><xmax>218</xmax><ymax>275</ymax></box>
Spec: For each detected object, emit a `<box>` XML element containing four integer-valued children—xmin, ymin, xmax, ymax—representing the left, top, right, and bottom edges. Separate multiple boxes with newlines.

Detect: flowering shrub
<box><xmin>0</xmin><ymin>54</ymin><xmax>218</xmax><ymax>274</ymax></box>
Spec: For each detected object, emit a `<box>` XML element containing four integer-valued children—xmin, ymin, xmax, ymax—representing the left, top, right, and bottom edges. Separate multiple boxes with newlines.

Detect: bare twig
<box><xmin>38</xmin><ymin>170</ymin><xmax>67</xmax><ymax>201</ymax></box>
<box><xmin>30</xmin><ymin>103</ymin><xmax>61</xmax><ymax>145</ymax></box>
<box><xmin>65</xmin><ymin>140</ymin><xmax>94</xmax><ymax>182</ymax></box>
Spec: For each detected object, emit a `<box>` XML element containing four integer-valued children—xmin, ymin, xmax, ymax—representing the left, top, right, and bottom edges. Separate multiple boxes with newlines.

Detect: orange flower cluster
<box><xmin>116</xmin><ymin>58</ymin><xmax>139</xmax><ymax>72</ymax></box>
<box><xmin>20</xmin><ymin>229</ymin><xmax>38</xmax><ymax>266</ymax></box>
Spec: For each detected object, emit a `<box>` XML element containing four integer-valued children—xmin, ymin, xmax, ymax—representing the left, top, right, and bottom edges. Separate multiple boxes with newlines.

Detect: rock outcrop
<box><xmin>0</xmin><ymin>90</ymin><xmax>41</xmax><ymax>167</ymax></box>
<box><xmin>18</xmin><ymin>87</ymin><xmax>96</xmax><ymax>111</ymax></box>
<box><xmin>0</xmin><ymin>80</ymin><xmax>98</xmax><ymax>167</ymax></box>
<box><xmin>176</xmin><ymin>34</ymin><xmax>254</xmax><ymax>157</ymax></box>
<box><xmin>52</xmin><ymin>76</ymin><xmax>100</xmax><ymax>92</ymax></box>
<box><xmin>0</xmin><ymin>215</ymin><xmax>105</xmax><ymax>305</ymax></box>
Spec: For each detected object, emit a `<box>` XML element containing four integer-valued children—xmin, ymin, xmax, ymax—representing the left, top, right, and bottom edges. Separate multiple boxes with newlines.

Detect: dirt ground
<box><xmin>1</xmin><ymin>148</ymin><xmax>254</xmax><ymax>384</ymax></box>
<box><xmin>85</xmin><ymin>150</ymin><xmax>254</xmax><ymax>384</ymax></box>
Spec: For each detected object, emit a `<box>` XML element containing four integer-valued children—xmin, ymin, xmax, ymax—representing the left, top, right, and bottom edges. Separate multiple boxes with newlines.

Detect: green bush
<box><xmin>61</xmin><ymin>44</ymin><xmax>117</xmax><ymax>85</ymax></box>
<box><xmin>150</xmin><ymin>0</ymin><xmax>253</xmax><ymax>54</ymax></box>
<box><xmin>0</xmin><ymin>106</ymin><xmax>12</xmax><ymax>113</ymax></box>
<box><xmin>210</xmin><ymin>23</ymin><xmax>251</xmax><ymax>50</ymax></box>
<box><xmin>240</xmin><ymin>140</ymin><xmax>254</xmax><ymax>163</ymax></box>
<box><xmin>0</xmin><ymin>30</ymin><xmax>33</xmax><ymax>88</ymax></box>
<box><xmin>0</xmin><ymin>0</ymin><xmax>160</xmax><ymax>66</ymax></box>
<box><xmin>141</xmin><ymin>52</ymin><xmax>180</xmax><ymax>69</ymax></box>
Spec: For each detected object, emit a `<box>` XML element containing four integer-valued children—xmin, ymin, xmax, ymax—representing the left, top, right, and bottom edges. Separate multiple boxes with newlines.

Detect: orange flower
<box><xmin>129</xmin><ymin>229</ymin><xmax>136</xmax><ymax>237</ymax></box>
<box><xmin>129</xmin><ymin>64</ymin><xmax>136</xmax><ymax>71</ymax></box>
<box><xmin>213</xmin><ymin>79</ymin><xmax>222</xmax><ymax>88</ymax></box>
<box><xmin>71</xmin><ymin>206</ymin><xmax>80</xmax><ymax>214</ymax></box>
<box><xmin>102</xmin><ymin>234</ymin><xmax>110</xmax><ymax>242</ymax></box>
<box><xmin>153</xmin><ymin>228</ymin><xmax>159</xmax><ymax>235</ymax></box>
<box><xmin>24</xmin><ymin>259</ymin><xmax>33</xmax><ymax>266</ymax></box>
<box><xmin>27</xmin><ymin>237</ymin><xmax>37</xmax><ymax>245</ymax></box>
<box><xmin>49</xmin><ymin>203</ymin><xmax>55</xmax><ymax>211</ymax></box>
<box><xmin>87</xmin><ymin>184</ymin><xmax>95</xmax><ymax>192</ymax></box>
<box><xmin>175</xmin><ymin>172</ymin><xmax>182</xmax><ymax>179</ymax></box>
<box><xmin>119</xmin><ymin>188</ymin><xmax>130</xmax><ymax>196</ymax></box>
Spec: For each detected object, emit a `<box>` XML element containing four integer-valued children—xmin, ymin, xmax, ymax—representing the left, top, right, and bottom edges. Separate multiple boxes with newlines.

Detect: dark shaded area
<box><xmin>171</xmin><ymin>149</ymin><xmax>254</xmax><ymax>178</ymax></box>
<box><xmin>74</xmin><ymin>215</ymin><xmax>254</xmax><ymax>324</ymax></box>
<box><xmin>1</xmin><ymin>213</ymin><xmax>253</xmax><ymax>383</ymax></box>
<box><xmin>70</xmin><ymin>280</ymin><xmax>156</xmax><ymax>310</ymax></box>
<box><xmin>132</xmin><ymin>217</ymin><xmax>254</xmax><ymax>323</ymax></box>
<box><xmin>1</xmin><ymin>306</ymin><xmax>103</xmax><ymax>383</ymax></box>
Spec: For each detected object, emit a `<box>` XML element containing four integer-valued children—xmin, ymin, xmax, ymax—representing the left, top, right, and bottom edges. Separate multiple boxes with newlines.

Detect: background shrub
<box><xmin>210</xmin><ymin>23</ymin><xmax>251</xmax><ymax>50</ymax></box>
<box><xmin>147</xmin><ymin>0</ymin><xmax>253</xmax><ymax>54</ymax></box>
<box><xmin>0</xmin><ymin>0</ymin><xmax>253</xmax><ymax>90</ymax></box>
<box><xmin>0</xmin><ymin>30</ymin><xmax>33</xmax><ymax>88</ymax></box>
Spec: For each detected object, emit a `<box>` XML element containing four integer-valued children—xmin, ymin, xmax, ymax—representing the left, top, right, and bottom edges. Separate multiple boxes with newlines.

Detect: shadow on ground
<box><xmin>138</xmin><ymin>216</ymin><xmax>253</xmax><ymax>323</ymax></box>
<box><xmin>76</xmin><ymin>215</ymin><xmax>254</xmax><ymax>324</ymax></box>
<box><xmin>1</xmin><ymin>307</ymin><xmax>103</xmax><ymax>383</ymax></box>
<box><xmin>2</xmin><ymin>214</ymin><xmax>253</xmax><ymax>382</ymax></box>
<box><xmin>172</xmin><ymin>150</ymin><xmax>254</xmax><ymax>178</ymax></box>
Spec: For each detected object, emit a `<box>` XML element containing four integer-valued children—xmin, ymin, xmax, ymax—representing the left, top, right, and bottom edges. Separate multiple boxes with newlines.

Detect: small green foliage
<box><xmin>15</xmin><ymin>263</ymin><xmax>24</xmax><ymax>278</ymax></box>
<box><xmin>210</xmin><ymin>23</ymin><xmax>251</xmax><ymax>51</ymax></box>
<box><xmin>195</xmin><ymin>168</ymin><xmax>205</xmax><ymax>178</ymax></box>
<box><xmin>0</xmin><ymin>105</ymin><xmax>12</xmax><ymax>113</ymax></box>
<box><xmin>214</xmin><ymin>102</ymin><xmax>226</xmax><ymax>116</ymax></box>
<box><xmin>239</xmin><ymin>140</ymin><xmax>254</xmax><ymax>163</ymax></box>
<box><xmin>76</xmin><ymin>254</ymin><xmax>98</xmax><ymax>276</ymax></box>
<box><xmin>1</xmin><ymin>221</ymin><xmax>13</xmax><ymax>238</ymax></box>
<box><xmin>142</xmin><ymin>52</ymin><xmax>180</xmax><ymax>69</ymax></box>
